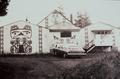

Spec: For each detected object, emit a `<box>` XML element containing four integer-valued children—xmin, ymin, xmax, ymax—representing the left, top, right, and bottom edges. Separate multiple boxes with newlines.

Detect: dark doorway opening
<box><xmin>19</xmin><ymin>45</ymin><xmax>24</xmax><ymax>53</ymax></box>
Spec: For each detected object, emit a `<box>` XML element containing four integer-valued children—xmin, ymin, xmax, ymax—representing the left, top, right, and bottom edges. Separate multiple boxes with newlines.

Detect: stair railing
<box><xmin>83</xmin><ymin>39</ymin><xmax>95</xmax><ymax>50</ymax></box>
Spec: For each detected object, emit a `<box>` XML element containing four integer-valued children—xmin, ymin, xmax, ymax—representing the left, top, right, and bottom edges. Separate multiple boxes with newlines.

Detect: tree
<box><xmin>74</xmin><ymin>12</ymin><xmax>91</xmax><ymax>28</ymax></box>
<box><xmin>0</xmin><ymin>0</ymin><xmax>10</xmax><ymax>16</ymax></box>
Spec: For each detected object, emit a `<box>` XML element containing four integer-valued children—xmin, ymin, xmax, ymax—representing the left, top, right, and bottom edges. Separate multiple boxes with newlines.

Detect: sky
<box><xmin>0</xmin><ymin>0</ymin><xmax>120</xmax><ymax>27</ymax></box>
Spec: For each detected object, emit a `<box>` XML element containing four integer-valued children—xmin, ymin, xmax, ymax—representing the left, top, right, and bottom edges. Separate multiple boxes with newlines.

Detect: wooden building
<box><xmin>0</xmin><ymin>10</ymin><xmax>120</xmax><ymax>55</ymax></box>
<box><xmin>0</xmin><ymin>20</ymin><xmax>48</xmax><ymax>54</ymax></box>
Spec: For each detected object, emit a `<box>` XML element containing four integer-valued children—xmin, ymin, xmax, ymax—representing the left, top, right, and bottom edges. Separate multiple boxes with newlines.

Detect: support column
<box><xmin>39</xmin><ymin>26</ymin><xmax>42</xmax><ymax>53</ymax></box>
<box><xmin>112</xmin><ymin>31</ymin><xmax>117</xmax><ymax>51</ymax></box>
<box><xmin>0</xmin><ymin>27</ymin><xmax>4</xmax><ymax>54</ymax></box>
<box><xmin>85</xmin><ymin>27</ymin><xmax>89</xmax><ymax>47</ymax></box>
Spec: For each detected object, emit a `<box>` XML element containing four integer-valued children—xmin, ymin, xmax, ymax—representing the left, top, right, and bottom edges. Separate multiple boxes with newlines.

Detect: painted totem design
<box><xmin>10</xmin><ymin>25</ymin><xmax>32</xmax><ymax>53</ymax></box>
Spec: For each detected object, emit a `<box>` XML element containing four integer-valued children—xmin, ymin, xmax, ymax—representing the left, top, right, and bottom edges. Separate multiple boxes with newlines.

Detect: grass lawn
<box><xmin>0</xmin><ymin>52</ymin><xmax>120</xmax><ymax>79</ymax></box>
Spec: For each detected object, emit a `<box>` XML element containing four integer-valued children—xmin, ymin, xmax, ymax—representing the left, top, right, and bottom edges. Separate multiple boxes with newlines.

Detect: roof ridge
<box><xmin>37</xmin><ymin>10</ymin><xmax>74</xmax><ymax>26</ymax></box>
<box><xmin>96</xmin><ymin>21</ymin><xmax>120</xmax><ymax>29</ymax></box>
<box><xmin>1</xmin><ymin>20</ymin><xmax>25</xmax><ymax>27</ymax></box>
<box><xmin>0</xmin><ymin>20</ymin><xmax>50</xmax><ymax>30</ymax></box>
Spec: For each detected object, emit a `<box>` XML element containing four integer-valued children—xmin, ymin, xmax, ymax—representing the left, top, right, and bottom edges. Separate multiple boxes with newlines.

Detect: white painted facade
<box><xmin>38</xmin><ymin>10</ymin><xmax>120</xmax><ymax>53</ymax></box>
<box><xmin>0</xmin><ymin>10</ymin><xmax>120</xmax><ymax>54</ymax></box>
<box><xmin>0</xmin><ymin>20</ymin><xmax>120</xmax><ymax>54</ymax></box>
<box><xmin>48</xmin><ymin>22</ymin><xmax>83</xmax><ymax>51</ymax></box>
<box><xmin>0</xmin><ymin>20</ymin><xmax>49</xmax><ymax>54</ymax></box>
<box><xmin>38</xmin><ymin>10</ymin><xmax>85</xmax><ymax>53</ymax></box>
<box><xmin>77</xmin><ymin>22</ymin><xmax>120</xmax><ymax>52</ymax></box>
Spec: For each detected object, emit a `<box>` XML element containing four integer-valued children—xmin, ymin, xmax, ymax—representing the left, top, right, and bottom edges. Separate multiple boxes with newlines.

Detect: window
<box><xmin>98</xmin><ymin>31</ymin><xmax>100</xmax><ymax>34</ymax></box>
<box><xmin>93</xmin><ymin>30</ymin><xmax>111</xmax><ymax>34</ymax></box>
<box><xmin>61</xmin><ymin>31</ymin><xmax>71</xmax><ymax>37</ymax></box>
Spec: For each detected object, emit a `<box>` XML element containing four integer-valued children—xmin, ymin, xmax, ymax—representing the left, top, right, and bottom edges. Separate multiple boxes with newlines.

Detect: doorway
<box><xmin>18</xmin><ymin>45</ymin><xmax>24</xmax><ymax>53</ymax></box>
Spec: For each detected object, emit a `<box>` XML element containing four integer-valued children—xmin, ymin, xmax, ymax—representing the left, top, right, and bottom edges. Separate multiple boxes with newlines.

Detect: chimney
<box><xmin>70</xmin><ymin>14</ymin><xmax>73</xmax><ymax>24</ymax></box>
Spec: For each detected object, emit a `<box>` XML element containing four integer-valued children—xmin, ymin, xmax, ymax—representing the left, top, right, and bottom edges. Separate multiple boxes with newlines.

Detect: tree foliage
<box><xmin>74</xmin><ymin>12</ymin><xmax>91</xmax><ymax>28</ymax></box>
<box><xmin>0</xmin><ymin>0</ymin><xmax>10</xmax><ymax>16</ymax></box>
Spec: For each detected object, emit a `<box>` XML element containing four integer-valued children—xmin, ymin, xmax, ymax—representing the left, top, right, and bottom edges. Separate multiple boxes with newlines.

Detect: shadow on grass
<box><xmin>0</xmin><ymin>62</ymin><xmax>33</xmax><ymax>79</ymax></box>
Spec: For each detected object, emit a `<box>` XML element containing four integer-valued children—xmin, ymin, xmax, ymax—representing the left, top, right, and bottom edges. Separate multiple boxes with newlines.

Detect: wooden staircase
<box><xmin>83</xmin><ymin>40</ymin><xmax>95</xmax><ymax>53</ymax></box>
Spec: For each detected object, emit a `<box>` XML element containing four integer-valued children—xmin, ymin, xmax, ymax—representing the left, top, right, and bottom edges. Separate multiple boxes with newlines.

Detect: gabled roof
<box><xmin>0</xmin><ymin>20</ymin><xmax>48</xmax><ymax>29</ymax></box>
<box><xmin>87</xmin><ymin>21</ymin><xmax>120</xmax><ymax>31</ymax></box>
<box><xmin>37</xmin><ymin>10</ymin><xmax>73</xmax><ymax>25</ymax></box>
<box><xmin>0</xmin><ymin>20</ymin><xmax>36</xmax><ymax>27</ymax></box>
<box><xmin>38</xmin><ymin>10</ymin><xmax>80</xmax><ymax>32</ymax></box>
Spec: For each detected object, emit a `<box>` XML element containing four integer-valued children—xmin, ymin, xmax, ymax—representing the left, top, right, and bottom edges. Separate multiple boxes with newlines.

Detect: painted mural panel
<box><xmin>10</xmin><ymin>25</ymin><xmax>32</xmax><ymax>54</ymax></box>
